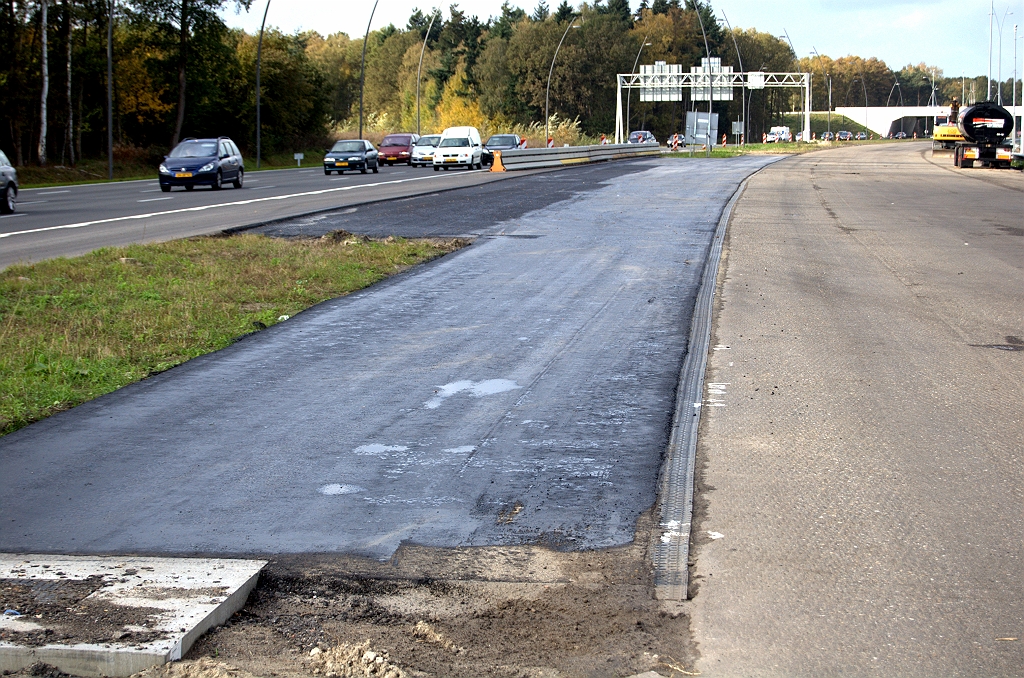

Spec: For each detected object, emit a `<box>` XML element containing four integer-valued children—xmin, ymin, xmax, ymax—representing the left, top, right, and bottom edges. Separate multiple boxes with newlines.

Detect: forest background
<box><xmin>2</xmin><ymin>0</ymin><xmax>1020</xmax><ymax>171</ymax></box>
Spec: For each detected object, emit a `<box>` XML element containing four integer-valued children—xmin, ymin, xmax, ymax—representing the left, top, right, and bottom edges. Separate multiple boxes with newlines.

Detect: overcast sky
<box><xmin>219</xmin><ymin>0</ymin><xmax>1024</xmax><ymax>80</ymax></box>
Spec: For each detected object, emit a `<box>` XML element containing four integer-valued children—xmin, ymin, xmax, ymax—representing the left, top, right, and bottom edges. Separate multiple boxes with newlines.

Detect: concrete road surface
<box><xmin>0</xmin><ymin>163</ymin><xmax>541</xmax><ymax>269</ymax></box>
<box><xmin>689</xmin><ymin>142</ymin><xmax>1023</xmax><ymax>676</ymax></box>
<box><xmin>0</xmin><ymin>156</ymin><xmax>775</xmax><ymax>559</ymax></box>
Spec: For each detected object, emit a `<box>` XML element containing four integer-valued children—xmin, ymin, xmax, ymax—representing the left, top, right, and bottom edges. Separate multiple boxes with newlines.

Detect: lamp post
<box><xmin>358</xmin><ymin>0</ymin><xmax>380</xmax><ymax>140</ymax></box>
<box><xmin>812</xmin><ymin>47</ymin><xmax>831</xmax><ymax>139</ymax></box>
<box><xmin>721</xmin><ymin>11</ymin><xmax>744</xmax><ymax>145</ymax></box>
<box><xmin>545</xmin><ymin>15</ymin><xmax>579</xmax><ymax>147</ymax></box>
<box><xmin>415</xmin><ymin>10</ymin><xmax>437</xmax><ymax>136</ymax></box>
<box><xmin>782</xmin><ymin>29</ymin><xmax>804</xmax><ymax>140</ymax></box>
<box><xmin>995</xmin><ymin>8</ymin><xmax>1013</xmax><ymax>104</ymax></box>
<box><xmin>694</xmin><ymin>5</ymin><xmax>712</xmax><ymax>156</ymax></box>
<box><xmin>255</xmin><ymin>0</ymin><xmax>270</xmax><ymax>169</ymax></box>
<box><xmin>626</xmin><ymin>36</ymin><xmax>651</xmax><ymax>137</ymax></box>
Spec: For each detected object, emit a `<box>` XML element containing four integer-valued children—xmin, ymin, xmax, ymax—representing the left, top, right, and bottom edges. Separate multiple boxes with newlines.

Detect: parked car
<box><xmin>482</xmin><ymin>134</ymin><xmax>523</xmax><ymax>165</ymax></box>
<box><xmin>433</xmin><ymin>126</ymin><xmax>483</xmax><ymax>170</ymax></box>
<box><xmin>159</xmin><ymin>137</ymin><xmax>244</xmax><ymax>192</ymax></box>
<box><xmin>765</xmin><ymin>131</ymin><xmax>780</xmax><ymax>143</ymax></box>
<box><xmin>837</xmin><ymin>130</ymin><xmax>853</xmax><ymax>141</ymax></box>
<box><xmin>855</xmin><ymin>131</ymin><xmax>867</xmax><ymax>140</ymax></box>
<box><xmin>411</xmin><ymin>135</ymin><xmax>441</xmax><ymax>167</ymax></box>
<box><xmin>0</xmin><ymin>149</ymin><xmax>17</xmax><ymax>214</ymax></box>
<box><xmin>379</xmin><ymin>133</ymin><xmax>419</xmax><ymax>165</ymax></box>
<box><xmin>821</xmin><ymin>131</ymin><xmax>834</xmax><ymax>141</ymax></box>
<box><xmin>628</xmin><ymin>130</ymin><xmax>657</xmax><ymax>144</ymax></box>
<box><xmin>894</xmin><ymin>131</ymin><xmax>909</xmax><ymax>139</ymax></box>
<box><xmin>324</xmin><ymin>140</ymin><xmax>379</xmax><ymax>174</ymax></box>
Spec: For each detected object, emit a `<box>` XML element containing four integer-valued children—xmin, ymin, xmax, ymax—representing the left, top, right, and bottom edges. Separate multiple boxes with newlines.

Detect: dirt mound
<box><xmin>308</xmin><ymin>641</ymin><xmax>406</xmax><ymax>677</ymax></box>
<box><xmin>131</xmin><ymin>657</ymin><xmax>262</xmax><ymax>678</ymax></box>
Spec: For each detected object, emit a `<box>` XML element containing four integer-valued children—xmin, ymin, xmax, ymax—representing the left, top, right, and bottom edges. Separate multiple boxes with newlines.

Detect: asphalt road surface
<box><xmin>689</xmin><ymin>143</ymin><xmax>1023</xmax><ymax>676</ymax></box>
<box><xmin>0</xmin><ymin>156</ymin><xmax>776</xmax><ymax>559</ymax></box>
<box><xmin>0</xmin><ymin>163</ymin><xmax>546</xmax><ymax>269</ymax></box>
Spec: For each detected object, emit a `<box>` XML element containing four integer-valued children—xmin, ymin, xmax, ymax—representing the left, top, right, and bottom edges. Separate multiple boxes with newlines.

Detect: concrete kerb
<box><xmin>0</xmin><ymin>554</ymin><xmax>266</xmax><ymax>677</ymax></box>
<box><xmin>651</xmin><ymin>157</ymin><xmax>786</xmax><ymax>601</ymax></box>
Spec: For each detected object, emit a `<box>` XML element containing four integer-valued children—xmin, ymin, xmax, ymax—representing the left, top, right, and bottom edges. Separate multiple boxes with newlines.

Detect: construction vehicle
<box><xmin>952</xmin><ymin>101</ymin><xmax>1015</xmax><ymax>169</ymax></box>
<box><xmin>931</xmin><ymin>124</ymin><xmax>964</xmax><ymax>158</ymax></box>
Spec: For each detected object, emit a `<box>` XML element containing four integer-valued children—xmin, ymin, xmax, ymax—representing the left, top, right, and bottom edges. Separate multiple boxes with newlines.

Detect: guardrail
<box><xmin>490</xmin><ymin>142</ymin><xmax>660</xmax><ymax>171</ymax></box>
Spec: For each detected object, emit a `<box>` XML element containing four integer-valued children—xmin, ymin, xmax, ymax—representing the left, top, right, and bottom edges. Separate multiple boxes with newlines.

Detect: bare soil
<box><xmin>182</xmin><ymin>508</ymin><xmax>694</xmax><ymax>678</ymax></box>
<box><xmin>0</xmin><ymin>576</ymin><xmax>167</xmax><ymax>647</ymax></box>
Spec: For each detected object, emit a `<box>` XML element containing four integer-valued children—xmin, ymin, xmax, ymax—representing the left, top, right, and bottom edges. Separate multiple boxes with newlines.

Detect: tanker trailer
<box><xmin>953</xmin><ymin>102</ymin><xmax>1015</xmax><ymax>168</ymax></box>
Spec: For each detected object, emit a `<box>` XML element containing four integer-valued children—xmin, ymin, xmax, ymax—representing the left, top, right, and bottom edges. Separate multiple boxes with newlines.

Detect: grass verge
<box><xmin>0</xmin><ymin>232</ymin><xmax>467</xmax><ymax>436</ymax></box>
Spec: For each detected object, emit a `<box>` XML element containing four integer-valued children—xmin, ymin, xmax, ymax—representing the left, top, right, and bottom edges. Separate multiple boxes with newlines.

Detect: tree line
<box><xmin>2</xmin><ymin>0</ymin><xmax>1019</xmax><ymax>167</ymax></box>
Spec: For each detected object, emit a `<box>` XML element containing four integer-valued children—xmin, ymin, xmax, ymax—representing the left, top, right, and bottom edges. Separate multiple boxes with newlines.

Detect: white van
<box><xmin>433</xmin><ymin>126</ymin><xmax>483</xmax><ymax>170</ymax></box>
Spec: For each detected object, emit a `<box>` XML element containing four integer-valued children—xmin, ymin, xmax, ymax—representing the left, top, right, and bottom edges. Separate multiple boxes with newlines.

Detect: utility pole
<box><xmin>545</xmin><ymin>16</ymin><xmax>579</xmax><ymax>147</ymax></box>
<box><xmin>694</xmin><ymin>5</ymin><xmax>713</xmax><ymax>156</ymax></box>
<box><xmin>39</xmin><ymin>0</ymin><xmax>49</xmax><ymax>165</ymax></box>
<box><xmin>988</xmin><ymin>0</ymin><xmax>993</xmax><ymax>99</ymax></box>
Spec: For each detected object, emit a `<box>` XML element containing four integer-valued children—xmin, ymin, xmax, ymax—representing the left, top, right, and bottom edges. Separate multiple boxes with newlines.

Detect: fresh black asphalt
<box><xmin>0</xmin><ymin>157</ymin><xmax>776</xmax><ymax>559</ymax></box>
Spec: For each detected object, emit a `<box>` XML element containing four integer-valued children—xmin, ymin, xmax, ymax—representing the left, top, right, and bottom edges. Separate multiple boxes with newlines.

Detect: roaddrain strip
<box><xmin>652</xmin><ymin>164</ymin><xmax>775</xmax><ymax>601</ymax></box>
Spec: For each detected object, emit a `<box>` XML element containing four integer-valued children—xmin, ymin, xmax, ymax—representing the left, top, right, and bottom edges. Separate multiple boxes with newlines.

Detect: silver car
<box><xmin>411</xmin><ymin>135</ymin><xmax>441</xmax><ymax>167</ymax></box>
<box><xmin>0</xmin><ymin>149</ymin><xmax>17</xmax><ymax>214</ymax></box>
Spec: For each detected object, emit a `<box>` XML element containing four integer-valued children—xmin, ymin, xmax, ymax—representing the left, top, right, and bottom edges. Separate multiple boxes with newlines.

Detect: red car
<box><xmin>379</xmin><ymin>133</ymin><xmax>420</xmax><ymax>165</ymax></box>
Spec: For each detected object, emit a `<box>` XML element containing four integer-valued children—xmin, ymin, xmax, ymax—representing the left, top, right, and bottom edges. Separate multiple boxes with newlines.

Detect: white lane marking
<box><xmin>353</xmin><ymin>444</ymin><xmax>408</xmax><ymax>456</ymax></box>
<box><xmin>35</xmin><ymin>190</ymin><xmax>70</xmax><ymax>195</ymax></box>
<box><xmin>16</xmin><ymin>201</ymin><xmax>48</xmax><ymax>205</ymax></box>
<box><xmin>0</xmin><ymin>213</ymin><xmax>26</xmax><ymax>219</ymax></box>
<box><xmin>138</xmin><ymin>197</ymin><xmax>173</xmax><ymax>203</ymax></box>
<box><xmin>247</xmin><ymin>185</ymin><xmax>276</xmax><ymax>190</ymax></box>
<box><xmin>139</xmin><ymin>189</ymin><xmax>161</xmax><ymax>193</ymax></box>
<box><xmin>0</xmin><ymin>174</ymin><xmax>468</xmax><ymax>240</ymax></box>
<box><xmin>443</xmin><ymin>446</ymin><xmax>477</xmax><ymax>454</ymax></box>
<box><xmin>425</xmin><ymin>379</ymin><xmax>520</xmax><ymax>409</ymax></box>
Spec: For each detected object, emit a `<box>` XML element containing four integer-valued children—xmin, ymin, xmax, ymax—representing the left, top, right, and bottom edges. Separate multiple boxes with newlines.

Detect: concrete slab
<box><xmin>0</xmin><ymin>554</ymin><xmax>266</xmax><ymax>676</ymax></box>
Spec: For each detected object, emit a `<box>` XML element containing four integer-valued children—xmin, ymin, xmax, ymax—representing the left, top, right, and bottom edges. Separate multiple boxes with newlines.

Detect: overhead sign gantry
<box><xmin>615</xmin><ymin>58</ymin><xmax>812</xmax><ymax>145</ymax></box>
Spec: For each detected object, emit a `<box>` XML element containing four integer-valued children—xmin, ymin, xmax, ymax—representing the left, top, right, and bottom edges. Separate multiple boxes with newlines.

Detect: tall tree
<box><xmin>530</xmin><ymin>0</ymin><xmax>548</xmax><ymax>22</ymax></box>
<box><xmin>552</xmin><ymin>0</ymin><xmax>573</xmax><ymax>24</ymax></box>
<box><xmin>39</xmin><ymin>0</ymin><xmax>49</xmax><ymax>164</ymax></box>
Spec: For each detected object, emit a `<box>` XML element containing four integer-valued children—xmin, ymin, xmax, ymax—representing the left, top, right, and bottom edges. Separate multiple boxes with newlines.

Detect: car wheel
<box><xmin>184</xmin><ymin>184</ymin><xmax>194</xmax><ymax>191</ymax></box>
<box><xmin>212</xmin><ymin>171</ymin><xmax>222</xmax><ymax>190</ymax></box>
<box><xmin>361</xmin><ymin>167</ymin><xmax>367</xmax><ymax>174</ymax></box>
<box><xmin>372</xmin><ymin>164</ymin><xmax>379</xmax><ymax>174</ymax></box>
<box><xmin>434</xmin><ymin>166</ymin><xmax>439</xmax><ymax>171</ymax></box>
<box><xmin>160</xmin><ymin>185</ymin><xmax>171</xmax><ymax>193</ymax></box>
<box><xmin>233</xmin><ymin>169</ymin><xmax>244</xmax><ymax>189</ymax></box>
<box><xmin>1</xmin><ymin>185</ymin><xmax>14</xmax><ymax>214</ymax></box>
<box><xmin>324</xmin><ymin>169</ymin><xmax>331</xmax><ymax>175</ymax></box>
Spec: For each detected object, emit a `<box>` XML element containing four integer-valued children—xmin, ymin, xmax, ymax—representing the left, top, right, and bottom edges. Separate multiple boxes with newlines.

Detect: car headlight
<box><xmin>323</xmin><ymin>157</ymin><xmax>332</xmax><ymax>163</ymax></box>
<box><xmin>199</xmin><ymin>162</ymin><xmax>216</xmax><ymax>172</ymax></box>
<box><xmin>348</xmin><ymin>156</ymin><xmax>361</xmax><ymax>161</ymax></box>
<box><xmin>400</xmin><ymin>151</ymin><xmax>409</xmax><ymax>156</ymax></box>
<box><xmin>159</xmin><ymin>164</ymin><xmax>170</xmax><ymax>174</ymax></box>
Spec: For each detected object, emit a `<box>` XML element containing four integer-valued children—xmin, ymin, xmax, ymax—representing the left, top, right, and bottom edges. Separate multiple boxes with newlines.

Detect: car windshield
<box><xmin>415</xmin><ymin>136</ymin><xmax>440</xmax><ymax>147</ymax></box>
<box><xmin>439</xmin><ymin>137</ymin><xmax>471</xmax><ymax>147</ymax></box>
<box><xmin>381</xmin><ymin>135</ymin><xmax>411</xmax><ymax>146</ymax></box>
<box><xmin>168</xmin><ymin>141</ymin><xmax>218</xmax><ymax>158</ymax></box>
<box><xmin>487</xmin><ymin>136</ymin><xmax>517</xmax><ymax>146</ymax></box>
<box><xmin>331</xmin><ymin>141</ymin><xmax>365</xmax><ymax>153</ymax></box>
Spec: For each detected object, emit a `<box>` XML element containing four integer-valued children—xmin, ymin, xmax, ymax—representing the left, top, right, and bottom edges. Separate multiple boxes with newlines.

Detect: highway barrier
<box><xmin>490</xmin><ymin>142</ymin><xmax>660</xmax><ymax>172</ymax></box>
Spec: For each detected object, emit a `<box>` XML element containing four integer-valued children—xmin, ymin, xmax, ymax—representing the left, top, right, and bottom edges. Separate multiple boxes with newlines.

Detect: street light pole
<box><xmin>694</xmin><ymin>5</ymin><xmax>712</xmax><ymax>156</ymax></box>
<box><xmin>358</xmin><ymin>0</ymin><xmax>380</xmax><ymax>140</ymax></box>
<box><xmin>416</xmin><ymin>10</ymin><xmax>437</xmax><ymax>136</ymax></box>
<box><xmin>812</xmin><ymin>47</ymin><xmax>831</xmax><ymax>139</ymax></box>
<box><xmin>626</xmin><ymin>36</ymin><xmax>651</xmax><ymax>137</ymax></box>
<box><xmin>255</xmin><ymin>0</ymin><xmax>270</xmax><ymax>170</ymax></box>
<box><xmin>721</xmin><ymin>11</ymin><xmax>745</xmax><ymax>145</ymax></box>
<box><xmin>545</xmin><ymin>15</ymin><xmax>578</xmax><ymax>147</ymax></box>
<box><xmin>782</xmin><ymin>29</ymin><xmax>804</xmax><ymax>140</ymax></box>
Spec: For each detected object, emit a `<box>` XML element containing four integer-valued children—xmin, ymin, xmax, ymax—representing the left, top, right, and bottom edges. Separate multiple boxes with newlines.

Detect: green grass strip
<box><xmin>0</xmin><ymin>232</ymin><xmax>465</xmax><ymax>435</ymax></box>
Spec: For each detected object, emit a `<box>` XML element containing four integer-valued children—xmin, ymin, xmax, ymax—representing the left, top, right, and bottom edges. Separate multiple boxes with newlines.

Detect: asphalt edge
<box><xmin>651</xmin><ymin>158</ymin><xmax>782</xmax><ymax>601</ymax></box>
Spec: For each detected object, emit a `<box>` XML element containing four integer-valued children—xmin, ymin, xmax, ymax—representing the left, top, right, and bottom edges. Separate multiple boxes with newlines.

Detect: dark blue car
<box><xmin>159</xmin><ymin>137</ymin><xmax>244</xmax><ymax>192</ymax></box>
